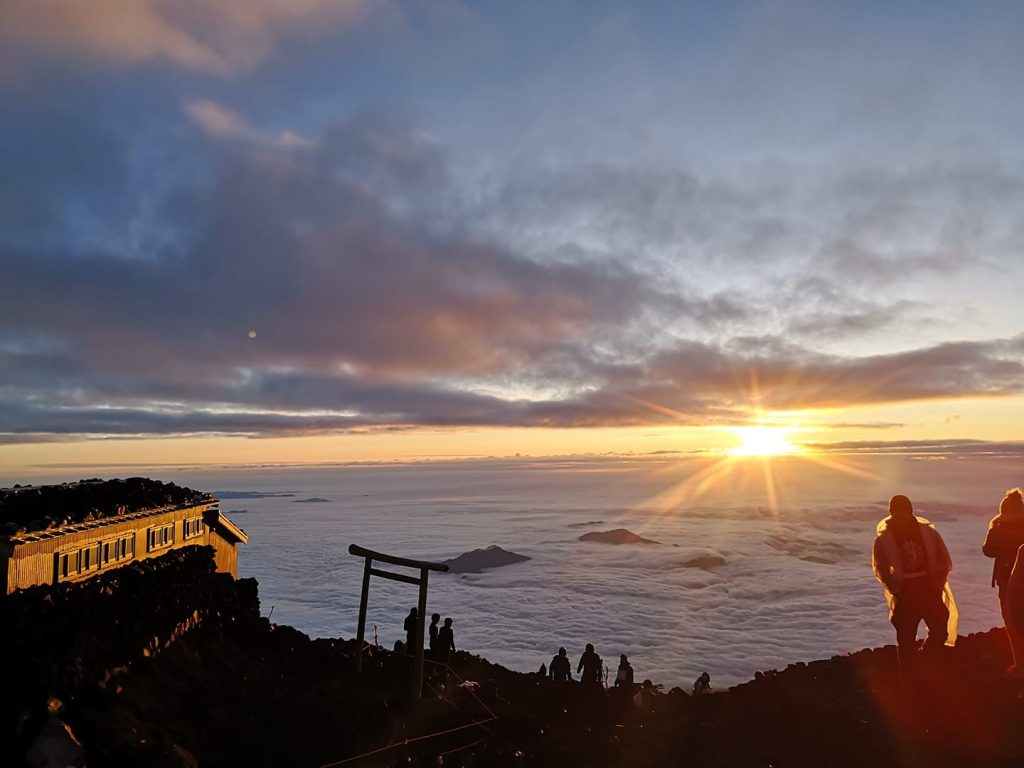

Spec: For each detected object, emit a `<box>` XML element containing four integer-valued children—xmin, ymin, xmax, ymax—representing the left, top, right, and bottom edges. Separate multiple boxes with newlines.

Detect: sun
<box><xmin>728</xmin><ymin>425</ymin><xmax>802</xmax><ymax>457</ymax></box>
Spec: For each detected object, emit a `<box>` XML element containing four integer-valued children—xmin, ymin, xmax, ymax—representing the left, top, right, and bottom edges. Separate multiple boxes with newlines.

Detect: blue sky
<box><xmin>0</xmin><ymin>1</ymin><xmax>1022</xmax><ymax>463</ymax></box>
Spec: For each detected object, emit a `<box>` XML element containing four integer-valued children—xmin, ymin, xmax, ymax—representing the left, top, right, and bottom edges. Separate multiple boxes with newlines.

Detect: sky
<box><xmin>1</xmin><ymin>0</ymin><xmax>1023</xmax><ymax>472</ymax></box>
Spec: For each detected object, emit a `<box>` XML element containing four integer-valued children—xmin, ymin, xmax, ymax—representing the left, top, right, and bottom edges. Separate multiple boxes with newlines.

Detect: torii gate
<box><xmin>348</xmin><ymin>544</ymin><xmax>449</xmax><ymax>699</ymax></box>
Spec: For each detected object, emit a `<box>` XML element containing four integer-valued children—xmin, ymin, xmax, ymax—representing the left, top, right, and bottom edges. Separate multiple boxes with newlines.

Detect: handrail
<box><xmin>348</xmin><ymin>543</ymin><xmax>449</xmax><ymax>572</ymax></box>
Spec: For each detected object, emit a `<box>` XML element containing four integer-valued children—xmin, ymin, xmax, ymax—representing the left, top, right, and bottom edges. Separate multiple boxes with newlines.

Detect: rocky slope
<box><xmin>6</xmin><ymin>551</ymin><xmax>1024</xmax><ymax>767</ymax></box>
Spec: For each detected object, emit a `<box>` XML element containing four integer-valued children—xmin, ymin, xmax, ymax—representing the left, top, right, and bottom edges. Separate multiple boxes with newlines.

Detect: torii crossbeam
<box><xmin>348</xmin><ymin>544</ymin><xmax>449</xmax><ymax>699</ymax></box>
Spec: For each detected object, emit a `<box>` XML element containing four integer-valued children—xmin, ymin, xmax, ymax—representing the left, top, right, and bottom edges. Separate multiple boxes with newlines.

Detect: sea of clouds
<box><xmin>129</xmin><ymin>456</ymin><xmax>1020</xmax><ymax>688</ymax></box>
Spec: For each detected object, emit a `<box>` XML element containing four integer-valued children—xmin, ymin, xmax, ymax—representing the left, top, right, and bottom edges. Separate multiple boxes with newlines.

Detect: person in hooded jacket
<box><xmin>873</xmin><ymin>494</ymin><xmax>957</xmax><ymax>684</ymax></box>
<box><xmin>577</xmin><ymin>643</ymin><xmax>603</xmax><ymax>687</ymax></box>
<box><xmin>983</xmin><ymin>488</ymin><xmax>1024</xmax><ymax>672</ymax></box>
<box><xmin>615</xmin><ymin>654</ymin><xmax>634</xmax><ymax>688</ymax></box>
<box><xmin>549</xmin><ymin>647</ymin><xmax>572</xmax><ymax>683</ymax></box>
<box><xmin>428</xmin><ymin>613</ymin><xmax>441</xmax><ymax>657</ymax></box>
<box><xmin>403</xmin><ymin>608</ymin><xmax>418</xmax><ymax>656</ymax></box>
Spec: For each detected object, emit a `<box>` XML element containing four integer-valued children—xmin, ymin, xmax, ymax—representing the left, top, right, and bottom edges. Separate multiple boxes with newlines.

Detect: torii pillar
<box><xmin>348</xmin><ymin>544</ymin><xmax>450</xmax><ymax>699</ymax></box>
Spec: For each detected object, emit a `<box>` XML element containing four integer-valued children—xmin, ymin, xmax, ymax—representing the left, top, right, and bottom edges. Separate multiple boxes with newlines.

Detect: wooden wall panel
<box><xmin>0</xmin><ymin>502</ymin><xmax>242</xmax><ymax>593</ymax></box>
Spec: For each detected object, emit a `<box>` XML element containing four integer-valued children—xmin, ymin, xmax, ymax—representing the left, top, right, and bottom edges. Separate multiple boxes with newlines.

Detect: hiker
<box><xmin>873</xmin><ymin>494</ymin><xmax>957</xmax><ymax>684</ymax></box>
<box><xmin>983</xmin><ymin>488</ymin><xmax>1024</xmax><ymax>672</ymax></box>
<box><xmin>692</xmin><ymin>672</ymin><xmax>712</xmax><ymax>695</ymax></box>
<box><xmin>633</xmin><ymin>679</ymin><xmax>658</xmax><ymax>713</ymax></box>
<box><xmin>428</xmin><ymin>613</ymin><xmax>441</xmax><ymax>657</ymax></box>
<box><xmin>549</xmin><ymin>647</ymin><xmax>572</xmax><ymax>682</ymax></box>
<box><xmin>614</xmin><ymin>654</ymin><xmax>634</xmax><ymax>688</ymax></box>
<box><xmin>436</xmin><ymin>617</ymin><xmax>456</xmax><ymax>668</ymax></box>
<box><xmin>403</xmin><ymin>608</ymin><xmax>418</xmax><ymax>656</ymax></box>
<box><xmin>577</xmin><ymin>643</ymin><xmax>603</xmax><ymax>687</ymax></box>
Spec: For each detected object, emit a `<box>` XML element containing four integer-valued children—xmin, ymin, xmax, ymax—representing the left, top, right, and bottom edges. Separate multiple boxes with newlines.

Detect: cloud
<box><xmin>0</xmin><ymin>0</ymin><xmax>367</xmax><ymax>76</ymax></box>
<box><xmin>0</xmin><ymin>113</ymin><xmax>691</xmax><ymax>438</ymax></box>
<box><xmin>2</xmin><ymin>97</ymin><xmax>1023</xmax><ymax>441</ymax></box>
<box><xmin>802</xmin><ymin>439</ymin><xmax>1024</xmax><ymax>459</ymax></box>
<box><xmin>619</xmin><ymin>334</ymin><xmax>1024</xmax><ymax>413</ymax></box>
<box><xmin>184</xmin><ymin>100</ymin><xmax>253</xmax><ymax>139</ymax></box>
<box><xmin>223</xmin><ymin>458</ymin><xmax>1009</xmax><ymax>686</ymax></box>
<box><xmin>185</xmin><ymin>99</ymin><xmax>312</xmax><ymax>147</ymax></box>
<box><xmin>470</xmin><ymin>158</ymin><xmax>1024</xmax><ymax>346</ymax></box>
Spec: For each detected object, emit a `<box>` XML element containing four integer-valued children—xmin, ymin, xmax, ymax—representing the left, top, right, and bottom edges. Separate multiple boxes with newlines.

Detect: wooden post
<box><xmin>355</xmin><ymin>555</ymin><xmax>372</xmax><ymax>673</ymax></box>
<box><xmin>347</xmin><ymin>544</ymin><xmax>448</xmax><ymax>697</ymax></box>
<box><xmin>413</xmin><ymin>567</ymin><xmax>429</xmax><ymax>699</ymax></box>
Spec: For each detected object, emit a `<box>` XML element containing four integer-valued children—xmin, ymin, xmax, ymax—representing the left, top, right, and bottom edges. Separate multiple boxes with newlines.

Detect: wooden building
<box><xmin>1</xmin><ymin>482</ymin><xmax>247</xmax><ymax>594</ymax></box>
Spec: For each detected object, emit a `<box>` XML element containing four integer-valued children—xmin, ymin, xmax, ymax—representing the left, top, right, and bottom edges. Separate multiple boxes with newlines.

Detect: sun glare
<box><xmin>729</xmin><ymin>426</ymin><xmax>802</xmax><ymax>457</ymax></box>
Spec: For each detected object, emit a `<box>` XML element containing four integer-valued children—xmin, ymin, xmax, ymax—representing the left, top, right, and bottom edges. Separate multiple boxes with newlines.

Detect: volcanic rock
<box><xmin>443</xmin><ymin>545</ymin><xmax>531</xmax><ymax>573</ymax></box>
<box><xmin>579</xmin><ymin>528</ymin><xmax>660</xmax><ymax>545</ymax></box>
<box><xmin>682</xmin><ymin>554</ymin><xmax>726</xmax><ymax>569</ymax></box>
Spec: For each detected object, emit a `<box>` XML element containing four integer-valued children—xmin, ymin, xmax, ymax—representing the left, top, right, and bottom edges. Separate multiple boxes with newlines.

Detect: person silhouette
<box><xmin>429</xmin><ymin>612</ymin><xmax>441</xmax><ymax>657</ymax></box>
<box><xmin>692</xmin><ymin>671</ymin><xmax>711</xmax><ymax>695</ymax></box>
<box><xmin>983</xmin><ymin>488</ymin><xmax>1024</xmax><ymax>673</ymax></box>
<box><xmin>614</xmin><ymin>654</ymin><xmax>634</xmax><ymax>688</ymax></box>
<box><xmin>437</xmin><ymin>617</ymin><xmax>456</xmax><ymax>669</ymax></box>
<box><xmin>634</xmin><ymin>678</ymin><xmax>656</xmax><ymax>712</ymax></box>
<box><xmin>549</xmin><ymin>647</ymin><xmax>572</xmax><ymax>683</ymax></box>
<box><xmin>873</xmin><ymin>494</ymin><xmax>957</xmax><ymax>684</ymax></box>
<box><xmin>403</xmin><ymin>608</ymin><xmax>418</xmax><ymax>656</ymax></box>
<box><xmin>577</xmin><ymin>643</ymin><xmax>603</xmax><ymax>687</ymax></box>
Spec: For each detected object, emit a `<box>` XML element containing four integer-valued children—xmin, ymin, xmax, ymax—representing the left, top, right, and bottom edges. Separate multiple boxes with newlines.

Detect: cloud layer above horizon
<box><xmin>1</xmin><ymin>1</ymin><xmax>1023</xmax><ymax>444</ymax></box>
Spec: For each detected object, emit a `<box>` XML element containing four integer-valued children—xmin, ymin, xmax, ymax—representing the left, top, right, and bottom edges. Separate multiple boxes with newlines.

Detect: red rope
<box><xmin>318</xmin><ymin>659</ymin><xmax>498</xmax><ymax>767</ymax></box>
<box><xmin>438</xmin><ymin>737</ymin><xmax>486</xmax><ymax>758</ymax></box>
<box><xmin>318</xmin><ymin>716</ymin><xmax>496</xmax><ymax>767</ymax></box>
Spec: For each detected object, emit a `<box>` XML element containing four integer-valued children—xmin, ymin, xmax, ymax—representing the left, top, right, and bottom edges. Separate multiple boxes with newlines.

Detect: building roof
<box><xmin>1</xmin><ymin>478</ymin><xmax>213</xmax><ymax>536</ymax></box>
<box><xmin>209</xmin><ymin>512</ymin><xmax>249</xmax><ymax>545</ymax></box>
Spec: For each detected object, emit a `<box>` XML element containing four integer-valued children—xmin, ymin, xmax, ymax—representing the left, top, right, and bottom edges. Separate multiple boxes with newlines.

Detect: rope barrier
<box><xmin>318</xmin><ymin>658</ymin><xmax>498</xmax><ymax>768</ymax></box>
<box><xmin>318</xmin><ymin>717</ymin><xmax>496</xmax><ymax>768</ymax></box>
<box><xmin>423</xmin><ymin>657</ymin><xmax>498</xmax><ymax>721</ymax></box>
<box><xmin>438</xmin><ymin>737</ymin><xmax>486</xmax><ymax>758</ymax></box>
